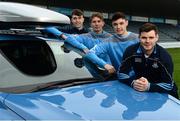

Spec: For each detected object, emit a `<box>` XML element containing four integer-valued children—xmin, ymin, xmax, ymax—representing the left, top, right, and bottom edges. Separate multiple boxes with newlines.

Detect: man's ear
<box><xmin>156</xmin><ymin>34</ymin><xmax>159</xmax><ymax>42</ymax></box>
<box><xmin>102</xmin><ymin>21</ymin><xmax>105</xmax><ymax>27</ymax></box>
<box><xmin>82</xmin><ymin>16</ymin><xmax>85</xmax><ymax>23</ymax></box>
<box><xmin>126</xmin><ymin>20</ymin><xmax>129</xmax><ymax>26</ymax></box>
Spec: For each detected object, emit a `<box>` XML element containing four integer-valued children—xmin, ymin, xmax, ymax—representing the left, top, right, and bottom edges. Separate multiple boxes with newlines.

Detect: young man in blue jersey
<box><xmin>84</xmin><ymin>12</ymin><xmax>138</xmax><ymax>77</ymax></box>
<box><xmin>118</xmin><ymin>23</ymin><xmax>178</xmax><ymax>98</ymax></box>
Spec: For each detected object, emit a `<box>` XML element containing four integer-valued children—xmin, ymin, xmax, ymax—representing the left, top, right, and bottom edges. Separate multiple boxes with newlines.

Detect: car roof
<box><xmin>0</xmin><ymin>2</ymin><xmax>70</xmax><ymax>25</ymax></box>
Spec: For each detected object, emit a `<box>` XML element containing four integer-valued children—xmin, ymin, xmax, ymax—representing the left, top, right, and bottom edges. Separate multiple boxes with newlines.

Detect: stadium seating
<box><xmin>84</xmin><ymin>18</ymin><xmax>180</xmax><ymax>42</ymax></box>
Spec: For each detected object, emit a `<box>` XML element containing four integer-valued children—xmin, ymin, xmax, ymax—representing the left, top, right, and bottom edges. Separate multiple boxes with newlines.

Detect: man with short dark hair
<box><xmin>118</xmin><ymin>23</ymin><xmax>178</xmax><ymax>98</ymax></box>
<box><xmin>58</xmin><ymin>9</ymin><xmax>88</xmax><ymax>34</ymax></box>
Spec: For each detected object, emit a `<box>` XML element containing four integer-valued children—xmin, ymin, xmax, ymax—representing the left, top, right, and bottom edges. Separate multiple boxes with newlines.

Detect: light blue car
<box><xmin>0</xmin><ymin>2</ymin><xmax>180</xmax><ymax>120</ymax></box>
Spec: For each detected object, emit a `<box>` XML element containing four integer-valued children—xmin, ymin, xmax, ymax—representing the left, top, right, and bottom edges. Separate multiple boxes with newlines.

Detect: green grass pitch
<box><xmin>167</xmin><ymin>48</ymin><xmax>180</xmax><ymax>97</ymax></box>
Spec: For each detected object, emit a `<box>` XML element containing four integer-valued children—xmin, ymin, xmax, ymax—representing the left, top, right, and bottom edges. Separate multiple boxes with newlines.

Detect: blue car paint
<box><xmin>2</xmin><ymin>91</ymin><xmax>84</xmax><ymax>120</ymax></box>
<box><xmin>0</xmin><ymin>93</ymin><xmax>23</xmax><ymax>120</ymax></box>
<box><xmin>2</xmin><ymin>80</ymin><xmax>180</xmax><ymax>120</ymax></box>
<box><xmin>0</xmin><ymin>93</ymin><xmax>8</xmax><ymax>103</ymax></box>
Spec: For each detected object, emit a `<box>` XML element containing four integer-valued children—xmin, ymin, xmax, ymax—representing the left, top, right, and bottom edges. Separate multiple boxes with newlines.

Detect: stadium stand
<box><xmin>156</xmin><ymin>23</ymin><xmax>180</xmax><ymax>41</ymax></box>
<box><xmin>83</xmin><ymin>18</ymin><xmax>180</xmax><ymax>48</ymax></box>
<box><xmin>104</xmin><ymin>20</ymin><xmax>180</xmax><ymax>42</ymax></box>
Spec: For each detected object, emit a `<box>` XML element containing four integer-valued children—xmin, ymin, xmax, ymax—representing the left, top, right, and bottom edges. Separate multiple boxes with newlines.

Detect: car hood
<box><xmin>0</xmin><ymin>99</ymin><xmax>23</xmax><ymax>120</ymax></box>
<box><xmin>4</xmin><ymin>80</ymin><xmax>180</xmax><ymax>120</ymax></box>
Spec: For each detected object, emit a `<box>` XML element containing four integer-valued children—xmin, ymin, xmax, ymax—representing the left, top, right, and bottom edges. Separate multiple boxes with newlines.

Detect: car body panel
<box><xmin>0</xmin><ymin>93</ymin><xmax>23</xmax><ymax>120</ymax></box>
<box><xmin>3</xmin><ymin>92</ymin><xmax>84</xmax><ymax>120</ymax></box>
<box><xmin>3</xmin><ymin>80</ymin><xmax>180</xmax><ymax>120</ymax></box>
<box><xmin>0</xmin><ymin>35</ymin><xmax>92</xmax><ymax>90</ymax></box>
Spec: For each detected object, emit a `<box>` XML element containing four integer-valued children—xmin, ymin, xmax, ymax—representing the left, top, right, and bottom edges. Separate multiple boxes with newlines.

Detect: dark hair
<box><xmin>90</xmin><ymin>12</ymin><xmax>104</xmax><ymax>22</ymax></box>
<box><xmin>71</xmin><ymin>9</ymin><xmax>84</xmax><ymax>17</ymax></box>
<box><xmin>111</xmin><ymin>12</ymin><xmax>126</xmax><ymax>22</ymax></box>
<box><xmin>139</xmin><ymin>23</ymin><xmax>158</xmax><ymax>35</ymax></box>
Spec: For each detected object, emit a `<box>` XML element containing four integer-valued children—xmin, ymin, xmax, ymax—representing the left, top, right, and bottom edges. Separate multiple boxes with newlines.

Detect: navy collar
<box><xmin>136</xmin><ymin>44</ymin><xmax>157</xmax><ymax>56</ymax></box>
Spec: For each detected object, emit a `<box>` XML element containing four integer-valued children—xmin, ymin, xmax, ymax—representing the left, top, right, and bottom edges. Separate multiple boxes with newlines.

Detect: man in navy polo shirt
<box><xmin>118</xmin><ymin>23</ymin><xmax>178</xmax><ymax>98</ymax></box>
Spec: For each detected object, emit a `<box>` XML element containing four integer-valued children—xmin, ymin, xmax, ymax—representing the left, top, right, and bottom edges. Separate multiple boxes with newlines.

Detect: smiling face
<box><xmin>90</xmin><ymin>16</ymin><xmax>104</xmax><ymax>34</ymax></box>
<box><xmin>139</xmin><ymin>30</ymin><xmax>159</xmax><ymax>55</ymax></box>
<box><xmin>112</xmin><ymin>18</ymin><xmax>128</xmax><ymax>36</ymax></box>
<box><xmin>71</xmin><ymin>15</ymin><xmax>84</xmax><ymax>29</ymax></box>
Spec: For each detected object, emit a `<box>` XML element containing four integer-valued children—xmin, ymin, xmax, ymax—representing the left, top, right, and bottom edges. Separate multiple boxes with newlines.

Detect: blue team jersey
<box><xmin>85</xmin><ymin>32</ymin><xmax>139</xmax><ymax>71</ymax></box>
<box><xmin>65</xmin><ymin>31</ymin><xmax>112</xmax><ymax>50</ymax></box>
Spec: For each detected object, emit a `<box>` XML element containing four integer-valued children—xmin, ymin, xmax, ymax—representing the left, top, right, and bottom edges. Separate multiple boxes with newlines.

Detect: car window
<box><xmin>0</xmin><ymin>40</ymin><xmax>57</xmax><ymax>76</ymax></box>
